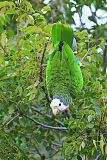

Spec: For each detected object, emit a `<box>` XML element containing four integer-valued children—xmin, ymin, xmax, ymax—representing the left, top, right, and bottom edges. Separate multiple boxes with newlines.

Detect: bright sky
<box><xmin>43</xmin><ymin>0</ymin><xmax>107</xmax><ymax>29</ymax></box>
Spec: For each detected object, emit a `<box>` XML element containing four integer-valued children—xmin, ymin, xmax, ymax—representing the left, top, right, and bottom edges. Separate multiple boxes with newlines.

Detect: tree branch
<box><xmin>2</xmin><ymin>113</ymin><xmax>20</xmax><ymax>127</ymax></box>
<box><xmin>80</xmin><ymin>49</ymin><xmax>92</xmax><ymax>63</ymax></box>
<box><xmin>52</xmin><ymin>142</ymin><xmax>62</xmax><ymax>147</ymax></box>
<box><xmin>35</xmin><ymin>146</ymin><xmax>45</xmax><ymax>160</ymax></box>
<box><xmin>89</xmin><ymin>6</ymin><xmax>98</xmax><ymax>26</ymax></box>
<box><xmin>95</xmin><ymin>151</ymin><xmax>101</xmax><ymax>160</ymax></box>
<box><xmin>41</xmin><ymin>64</ymin><xmax>47</xmax><ymax>67</ymax></box>
<box><xmin>31</xmin><ymin>106</ymin><xmax>65</xmax><ymax>126</ymax></box>
<box><xmin>39</xmin><ymin>43</ymin><xmax>52</xmax><ymax>102</ymax></box>
<box><xmin>39</xmin><ymin>43</ymin><xmax>47</xmax><ymax>82</ymax></box>
<box><xmin>103</xmin><ymin>44</ymin><xmax>107</xmax><ymax>73</ymax></box>
<box><xmin>22</xmin><ymin>114</ymin><xmax>68</xmax><ymax>131</ymax></box>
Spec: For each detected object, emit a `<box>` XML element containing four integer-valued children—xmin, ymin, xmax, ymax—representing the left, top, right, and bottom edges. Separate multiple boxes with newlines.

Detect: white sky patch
<box><xmin>96</xmin><ymin>9</ymin><xmax>107</xmax><ymax>17</ymax></box>
<box><xmin>44</xmin><ymin>0</ymin><xmax>50</xmax><ymax>4</ymax></box>
<box><xmin>81</xmin><ymin>5</ymin><xmax>96</xmax><ymax>29</ymax></box>
<box><xmin>70</xmin><ymin>0</ymin><xmax>77</xmax><ymax>4</ymax></box>
<box><xmin>71</xmin><ymin>7</ymin><xmax>76</xmax><ymax>12</ymax></box>
<box><xmin>82</xmin><ymin>16</ymin><xmax>96</xmax><ymax>29</ymax></box>
<box><xmin>97</xmin><ymin>17</ymin><xmax>107</xmax><ymax>25</ymax></box>
<box><xmin>73</xmin><ymin>13</ymin><xmax>81</xmax><ymax>27</ymax></box>
<box><xmin>91</xmin><ymin>3</ymin><xmax>96</xmax><ymax>12</ymax></box>
<box><xmin>43</xmin><ymin>1</ymin><xmax>107</xmax><ymax>29</ymax></box>
<box><xmin>97</xmin><ymin>48</ymin><xmax>103</xmax><ymax>55</ymax></box>
<box><xmin>96</xmin><ymin>9</ymin><xmax>107</xmax><ymax>25</ymax></box>
<box><xmin>72</xmin><ymin>24</ymin><xmax>77</xmax><ymax>30</ymax></box>
<box><xmin>82</xmin><ymin>5</ymin><xmax>92</xmax><ymax>16</ymax></box>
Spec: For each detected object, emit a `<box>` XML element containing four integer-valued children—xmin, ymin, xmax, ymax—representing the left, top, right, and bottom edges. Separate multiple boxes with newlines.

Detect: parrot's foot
<box><xmin>65</xmin><ymin>109</ymin><xmax>72</xmax><ymax>118</ymax></box>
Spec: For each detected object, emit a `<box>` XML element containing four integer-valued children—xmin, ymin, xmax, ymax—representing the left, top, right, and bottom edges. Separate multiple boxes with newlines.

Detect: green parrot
<box><xmin>46</xmin><ymin>23</ymin><xmax>83</xmax><ymax>115</ymax></box>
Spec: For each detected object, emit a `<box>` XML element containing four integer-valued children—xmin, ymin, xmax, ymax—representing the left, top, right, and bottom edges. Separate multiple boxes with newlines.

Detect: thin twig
<box><xmin>41</xmin><ymin>64</ymin><xmax>47</xmax><ymax>67</ymax></box>
<box><xmin>35</xmin><ymin>146</ymin><xmax>45</xmax><ymax>160</ymax></box>
<box><xmin>103</xmin><ymin>44</ymin><xmax>107</xmax><ymax>73</ymax></box>
<box><xmin>89</xmin><ymin>6</ymin><xmax>98</xmax><ymax>26</ymax></box>
<box><xmin>80</xmin><ymin>49</ymin><xmax>91</xmax><ymax>63</ymax></box>
<box><xmin>97</xmin><ymin>111</ymin><xmax>104</xmax><ymax>147</ymax></box>
<box><xmin>52</xmin><ymin>142</ymin><xmax>62</xmax><ymax>147</ymax></box>
<box><xmin>2</xmin><ymin>113</ymin><xmax>20</xmax><ymax>127</ymax></box>
<box><xmin>39</xmin><ymin>43</ymin><xmax>47</xmax><ymax>82</ymax></box>
<box><xmin>49</xmin><ymin>149</ymin><xmax>60</xmax><ymax>159</ymax></box>
<box><xmin>22</xmin><ymin>114</ymin><xmax>68</xmax><ymax>131</ymax></box>
<box><xmin>39</xmin><ymin>43</ymin><xmax>52</xmax><ymax>102</ymax></box>
<box><xmin>31</xmin><ymin>106</ymin><xmax>65</xmax><ymax>126</ymax></box>
<box><xmin>78</xmin><ymin>12</ymin><xmax>84</xmax><ymax>28</ymax></box>
<box><xmin>95</xmin><ymin>151</ymin><xmax>101</xmax><ymax>160</ymax></box>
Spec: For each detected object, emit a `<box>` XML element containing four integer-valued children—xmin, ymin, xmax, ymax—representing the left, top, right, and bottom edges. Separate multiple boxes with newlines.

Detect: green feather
<box><xmin>46</xmin><ymin>23</ymin><xmax>83</xmax><ymax>103</ymax></box>
<box><xmin>52</xmin><ymin>23</ymin><xmax>74</xmax><ymax>48</ymax></box>
<box><xmin>46</xmin><ymin>42</ymin><xmax>83</xmax><ymax>102</ymax></box>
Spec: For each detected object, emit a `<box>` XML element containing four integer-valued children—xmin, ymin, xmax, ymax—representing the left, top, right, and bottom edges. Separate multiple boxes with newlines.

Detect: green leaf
<box><xmin>87</xmin><ymin>124</ymin><xmax>94</xmax><ymax>128</ymax></box>
<box><xmin>100</xmin><ymin>134</ymin><xmax>104</xmax><ymax>155</ymax></box>
<box><xmin>104</xmin><ymin>117</ymin><xmax>107</xmax><ymax>123</ymax></box>
<box><xmin>81</xmin><ymin>141</ymin><xmax>85</xmax><ymax>149</ymax></box>
<box><xmin>25</xmin><ymin>1</ymin><xmax>35</xmax><ymax>13</ymax></box>
<box><xmin>25</xmin><ymin>26</ymin><xmax>42</xmax><ymax>34</ymax></box>
<box><xmin>93</xmin><ymin>140</ymin><xmax>97</xmax><ymax>149</ymax></box>
<box><xmin>6</xmin><ymin>8</ymin><xmax>15</xmax><ymax>14</ymax></box>
<box><xmin>0</xmin><ymin>32</ymin><xmax>7</xmax><ymax>47</ymax></box>
<box><xmin>27</xmin><ymin>15</ymin><xmax>34</xmax><ymax>25</ymax></box>
<box><xmin>42</xmin><ymin>6</ymin><xmax>51</xmax><ymax>13</ymax></box>
<box><xmin>0</xmin><ymin>1</ymin><xmax>15</xmax><ymax>8</ymax></box>
<box><xmin>34</xmin><ymin>80</ymin><xmax>39</xmax><ymax>87</ymax></box>
<box><xmin>87</xmin><ymin>115</ymin><xmax>94</xmax><ymax>122</ymax></box>
<box><xmin>17</xmin><ymin>13</ymin><xmax>27</xmax><ymax>22</ymax></box>
<box><xmin>43</xmin><ymin>24</ymin><xmax>52</xmax><ymax>36</ymax></box>
<box><xmin>29</xmin><ymin>94</ymin><xmax>35</xmax><ymax>101</ymax></box>
<box><xmin>105</xmin><ymin>145</ymin><xmax>107</xmax><ymax>154</ymax></box>
<box><xmin>94</xmin><ymin>105</ymin><xmax>101</xmax><ymax>115</ymax></box>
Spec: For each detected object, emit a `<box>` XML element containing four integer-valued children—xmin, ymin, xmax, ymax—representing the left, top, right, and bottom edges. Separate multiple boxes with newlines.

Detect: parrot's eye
<box><xmin>59</xmin><ymin>103</ymin><xmax>61</xmax><ymax>106</ymax></box>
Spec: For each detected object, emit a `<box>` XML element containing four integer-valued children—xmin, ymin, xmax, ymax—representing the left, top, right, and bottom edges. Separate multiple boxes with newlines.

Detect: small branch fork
<box><xmin>2</xmin><ymin>113</ymin><xmax>20</xmax><ymax>127</ymax></box>
<box><xmin>31</xmin><ymin>106</ymin><xmax>65</xmax><ymax>126</ymax></box>
<box><xmin>2</xmin><ymin>109</ymin><xmax>67</xmax><ymax>132</ymax></box>
<box><xmin>80</xmin><ymin>49</ymin><xmax>91</xmax><ymax>63</ymax></box>
<box><xmin>23</xmin><ymin>114</ymin><xmax>67</xmax><ymax>131</ymax></box>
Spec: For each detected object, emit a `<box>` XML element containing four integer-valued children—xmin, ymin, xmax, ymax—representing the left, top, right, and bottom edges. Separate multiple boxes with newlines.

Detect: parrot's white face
<box><xmin>50</xmin><ymin>99</ymin><xmax>69</xmax><ymax>115</ymax></box>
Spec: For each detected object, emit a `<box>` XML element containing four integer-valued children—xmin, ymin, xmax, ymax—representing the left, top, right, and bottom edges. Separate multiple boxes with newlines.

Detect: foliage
<box><xmin>30</xmin><ymin>0</ymin><xmax>107</xmax><ymax>39</ymax></box>
<box><xmin>0</xmin><ymin>0</ymin><xmax>107</xmax><ymax>160</ymax></box>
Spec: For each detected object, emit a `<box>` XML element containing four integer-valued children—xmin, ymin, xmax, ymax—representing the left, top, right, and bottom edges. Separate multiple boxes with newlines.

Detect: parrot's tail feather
<box><xmin>52</xmin><ymin>23</ymin><xmax>74</xmax><ymax>48</ymax></box>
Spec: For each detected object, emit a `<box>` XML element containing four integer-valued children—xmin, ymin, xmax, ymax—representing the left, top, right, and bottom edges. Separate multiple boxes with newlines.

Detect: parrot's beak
<box><xmin>59</xmin><ymin>105</ymin><xmax>69</xmax><ymax>112</ymax></box>
<box><xmin>60</xmin><ymin>108</ymin><xmax>67</xmax><ymax>112</ymax></box>
<box><xmin>52</xmin><ymin>108</ymin><xmax>59</xmax><ymax>115</ymax></box>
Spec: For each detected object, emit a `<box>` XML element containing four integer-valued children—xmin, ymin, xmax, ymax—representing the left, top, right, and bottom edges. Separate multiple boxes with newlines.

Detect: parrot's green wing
<box><xmin>46</xmin><ymin>23</ymin><xmax>83</xmax><ymax>103</ymax></box>
<box><xmin>52</xmin><ymin>23</ymin><xmax>74</xmax><ymax>48</ymax></box>
<box><xmin>46</xmin><ymin>43</ymin><xmax>83</xmax><ymax>101</ymax></box>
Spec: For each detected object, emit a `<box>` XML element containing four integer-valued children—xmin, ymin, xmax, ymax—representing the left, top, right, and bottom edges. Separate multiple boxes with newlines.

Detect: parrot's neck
<box><xmin>53</xmin><ymin>93</ymin><xmax>72</xmax><ymax>105</ymax></box>
<box><xmin>58</xmin><ymin>40</ymin><xmax>64</xmax><ymax>52</ymax></box>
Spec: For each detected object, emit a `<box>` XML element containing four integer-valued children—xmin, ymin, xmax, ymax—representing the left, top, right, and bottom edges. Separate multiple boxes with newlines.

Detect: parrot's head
<box><xmin>50</xmin><ymin>97</ymin><xmax>69</xmax><ymax>115</ymax></box>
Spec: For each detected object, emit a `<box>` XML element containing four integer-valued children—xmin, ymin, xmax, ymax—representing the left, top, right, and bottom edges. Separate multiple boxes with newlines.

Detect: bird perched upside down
<box><xmin>46</xmin><ymin>23</ymin><xmax>83</xmax><ymax>115</ymax></box>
